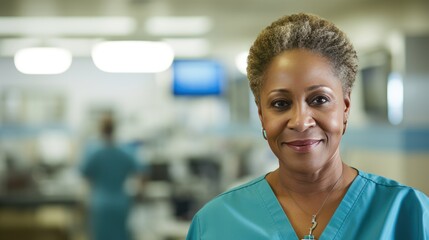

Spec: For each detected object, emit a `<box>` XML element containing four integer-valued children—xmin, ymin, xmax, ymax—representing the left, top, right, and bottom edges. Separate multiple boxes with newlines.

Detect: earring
<box><xmin>262</xmin><ymin>128</ymin><xmax>267</xmax><ymax>140</ymax></box>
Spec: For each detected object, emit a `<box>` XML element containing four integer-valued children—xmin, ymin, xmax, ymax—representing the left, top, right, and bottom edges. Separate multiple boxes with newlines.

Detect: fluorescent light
<box><xmin>91</xmin><ymin>41</ymin><xmax>174</xmax><ymax>73</ymax></box>
<box><xmin>14</xmin><ymin>47</ymin><xmax>72</xmax><ymax>74</ymax></box>
<box><xmin>235</xmin><ymin>51</ymin><xmax>248</xmax><ymax>75</ymax></box>
<box><xmin>145</xmin><ymin>16</ymin><xmax>212</xmax><ymax>36</ymax></box>
<box><xmin>162</xmin><ymin>38</ymin><xmax>209</xmax><ymax>58</ymax></box>
<box><xmin>387</xmin><ymin>72</ymin><xmax>403</xmax><ymax>125</ymax></box>
<box><xmin>0</xmin><ymin>17</ymin><xmax>136</xmax><ymax>36</ymax></box>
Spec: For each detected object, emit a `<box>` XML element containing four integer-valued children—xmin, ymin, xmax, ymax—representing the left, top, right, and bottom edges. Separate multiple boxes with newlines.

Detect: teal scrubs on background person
<box><xmin>80</xmin><ymin>141</ymin><xmax>142</xmax><ymax>240</ymax></box>
<box><xmin>80</xmin><ymin>114</ymin><xmax>144</xmax><ymax>240</ymax></box>
<box><xmin>186</xmin><ymin>170</ymin><xmax>429</xmax><ymax>240</ymax></box>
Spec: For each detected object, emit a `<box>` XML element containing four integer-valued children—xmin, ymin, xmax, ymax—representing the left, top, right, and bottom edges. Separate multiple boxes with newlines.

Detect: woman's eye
<box><xmin>311</xmin><ymin>96</ymin><xmax>329</xmax><ymax>105</ymax></box>
<box><xmin>272</xmin><ymin>100</ymin><xmax>290</xmax><ymax>109</ymax></box>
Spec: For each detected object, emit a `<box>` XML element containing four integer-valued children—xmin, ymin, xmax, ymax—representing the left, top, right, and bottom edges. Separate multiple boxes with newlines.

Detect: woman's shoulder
<box><xmin>357</xmin><ymin>170</ymin><xmax>429</xmax><ymax>203</ymax></box>
<box><xmin>357</xmin><ymin>170</ymin><xmax>405</xmax><ymax>187</ymax></box>
<box><xmin>220</xmin><ymin>175</ymin><xmax>267</xmax><ymax>195</ymax></box>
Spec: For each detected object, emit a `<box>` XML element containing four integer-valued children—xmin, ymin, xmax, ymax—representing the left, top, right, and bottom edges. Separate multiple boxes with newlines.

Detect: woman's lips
<box><xmin>283</xmin><ymin>139</ymin><xmax>322</xmax><ymax>153</ymax></box>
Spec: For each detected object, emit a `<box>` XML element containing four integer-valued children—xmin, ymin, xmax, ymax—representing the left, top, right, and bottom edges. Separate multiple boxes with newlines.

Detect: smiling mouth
<box><xmin>283</xmin><ymin>139</ymin><xmax>322</xmax><ymax>153</ymax></box>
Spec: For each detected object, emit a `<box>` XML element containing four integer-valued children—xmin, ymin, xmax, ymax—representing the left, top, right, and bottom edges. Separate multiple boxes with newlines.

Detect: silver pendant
<box><xmin>301</xmin><ymin>215</ymin><xmax>318</xmax><ymax>240</ymax></box>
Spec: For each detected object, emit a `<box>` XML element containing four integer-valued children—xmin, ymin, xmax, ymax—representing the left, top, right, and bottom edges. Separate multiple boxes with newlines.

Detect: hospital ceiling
<box><xmin>0</xmin><ymin>0</ymin><xmax>427</xmax><ymax>59</ymax></box>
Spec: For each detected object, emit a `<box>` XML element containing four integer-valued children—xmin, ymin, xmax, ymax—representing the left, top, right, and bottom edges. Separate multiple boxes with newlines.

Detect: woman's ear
<box><xmin>258</xmin><ymin>105</ymin><xmax>269</xmax><ymax>140</ymax></box>
<box><xmin>343</xmin><ymin>90</ymin><xmax>351</xmax><ymax>135</ymax></box>
<box><xmin>344</xmin><ymin>89</ymin><xmax>351</xmax><ymax>119</ymax></box>
<box><xmin>258</xmin><ymin>104</ymin><xmax>264</xmax><ymax>125</ymax></box>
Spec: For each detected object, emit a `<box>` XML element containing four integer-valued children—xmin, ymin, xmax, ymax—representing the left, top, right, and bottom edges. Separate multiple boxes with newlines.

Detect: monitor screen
<box><xmin>359</xmin><ymin>50</ymin><xmax>391</xmax><ymax>122</ymax></box>
<box><xmin>361</xmin><ymin>65</ymin><xmax>389</xmax><ymax>121</ymax></box>
<box><xmin>172</xmin><ymin>60</ymin><xmax>225</xmax><ymax>96</ymax></box>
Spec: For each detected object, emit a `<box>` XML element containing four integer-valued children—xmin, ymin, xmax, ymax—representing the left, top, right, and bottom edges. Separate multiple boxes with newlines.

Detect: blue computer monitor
<box><xmin>172</xmin><ymin>59</ymin><xmax>225</xmax><ymax>96</ymax></box>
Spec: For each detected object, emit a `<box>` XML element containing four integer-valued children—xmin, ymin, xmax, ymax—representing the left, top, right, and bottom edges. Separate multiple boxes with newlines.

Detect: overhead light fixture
<box><xmin>235</xmin><ymin>51</ymin><xmax>248</xmax><ymax>75</ymax></box>
<box><xmin>0</xmin><ymin>17</ymin><xmax>136</xmax><ymax>36</ymax></box>
<box><xmin>91</xmin><ymin>41</ymin><xmax>175</xmax><ymax>73</ymax></box>
<box><xmin>162</xmin><ymin>38</ymin><xmax>209</xmax><ymax>58</ymax></box>
<box><xmin>145</xmin><ymin>16</ymin><xmax>212</xmax><ymax>36</ymax></box>
<box><xmin>14</xmin><ymin>47</ymin><xmax>72</xmax><ymax>74</ymax></box>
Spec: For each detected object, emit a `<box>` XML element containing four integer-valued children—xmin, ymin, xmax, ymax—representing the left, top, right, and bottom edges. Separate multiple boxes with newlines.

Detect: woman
<box><xmin>186</xmin><ymin>13</ymin><xmax>429</xmax><ymax>239</ymax></box>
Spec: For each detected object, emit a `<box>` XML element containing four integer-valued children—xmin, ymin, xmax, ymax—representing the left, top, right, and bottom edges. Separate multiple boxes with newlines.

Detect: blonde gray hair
<box><xmin>247</xmin><ymin>13</ymin><xmax>358</xmax><ymax>104</ymax></box>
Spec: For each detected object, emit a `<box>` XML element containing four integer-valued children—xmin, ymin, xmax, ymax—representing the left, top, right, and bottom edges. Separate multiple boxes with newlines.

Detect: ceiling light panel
<box><xmin>14</xmin><ymin>47</ymin><xmax>72</xmax><ymax>75</ymax></box>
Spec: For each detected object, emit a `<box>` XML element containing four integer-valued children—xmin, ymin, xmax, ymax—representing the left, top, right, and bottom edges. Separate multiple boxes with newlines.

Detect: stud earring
<box><xmin>262</xmin><ymin>128</ymin><xmax>268</xmax><ymax>140</ymax></box>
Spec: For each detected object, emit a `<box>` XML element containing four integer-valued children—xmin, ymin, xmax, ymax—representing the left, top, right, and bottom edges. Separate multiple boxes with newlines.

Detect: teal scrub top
<box><xmin>80</xmin><ymin>141</ymin><xmax>143</xmax><ymax>240</ymax></box>
<box><xmin>186</xmin><ymin>170</ymin><xmax>429</xmax><ymax>240</ymax></box>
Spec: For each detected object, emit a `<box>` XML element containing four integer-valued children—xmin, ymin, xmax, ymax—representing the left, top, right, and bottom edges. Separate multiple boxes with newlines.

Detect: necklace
<box><xmin>284</xmin><ymin>171</ymin><xmax>343</xmax><ymax>240</ymax></box>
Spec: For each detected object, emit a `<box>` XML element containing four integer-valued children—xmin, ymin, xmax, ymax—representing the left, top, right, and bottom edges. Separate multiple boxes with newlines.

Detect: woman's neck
<box><xmin>270</xmin><ymin>160</ymin><xmax>345</xmax><ymax>197</ymax></box>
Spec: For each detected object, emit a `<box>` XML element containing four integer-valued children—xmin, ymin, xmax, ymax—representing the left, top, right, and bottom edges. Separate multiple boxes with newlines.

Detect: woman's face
<box><xmin>258</xmin><ymin>49</ymin><xmax>350</xmax><ymax>173</ymax></box>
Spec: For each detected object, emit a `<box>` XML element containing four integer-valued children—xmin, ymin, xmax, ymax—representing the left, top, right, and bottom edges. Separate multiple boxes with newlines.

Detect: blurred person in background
<box><xmin>186</xmin><ymin>13</ymin><xmax>429</xmax><ymax>240</ymax></box>
<box><xmin>79</xmin><ymin>114</ymin><xmax>143</xmax><ymax>240</ymax></box>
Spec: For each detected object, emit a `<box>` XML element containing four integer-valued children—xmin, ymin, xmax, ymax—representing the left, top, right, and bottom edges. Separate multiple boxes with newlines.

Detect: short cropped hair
<box><xmin>247</xmin><ymin>13</ymin><xmax>358</xmax><ymax>104</ymax></box>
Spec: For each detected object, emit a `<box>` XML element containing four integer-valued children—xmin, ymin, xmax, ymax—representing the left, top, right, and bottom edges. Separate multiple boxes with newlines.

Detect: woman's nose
<box><xmin>286</xmin><ymin>104</ymin><xmax>316</xmax><ymax>132</ymax></box>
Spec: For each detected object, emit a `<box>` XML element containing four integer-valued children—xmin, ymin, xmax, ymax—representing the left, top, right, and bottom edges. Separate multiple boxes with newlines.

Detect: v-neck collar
<box><xmin>257</xmin><ymin>171</ymin><xmax>366</xmax><ymax>240</ymax></box>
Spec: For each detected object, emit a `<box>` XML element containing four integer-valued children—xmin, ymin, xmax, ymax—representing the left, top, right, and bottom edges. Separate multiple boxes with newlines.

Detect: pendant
<box><xmin>301</xmin><ymin>215</ymin><xmax>317</xmax><ymax>240</ymax></box>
